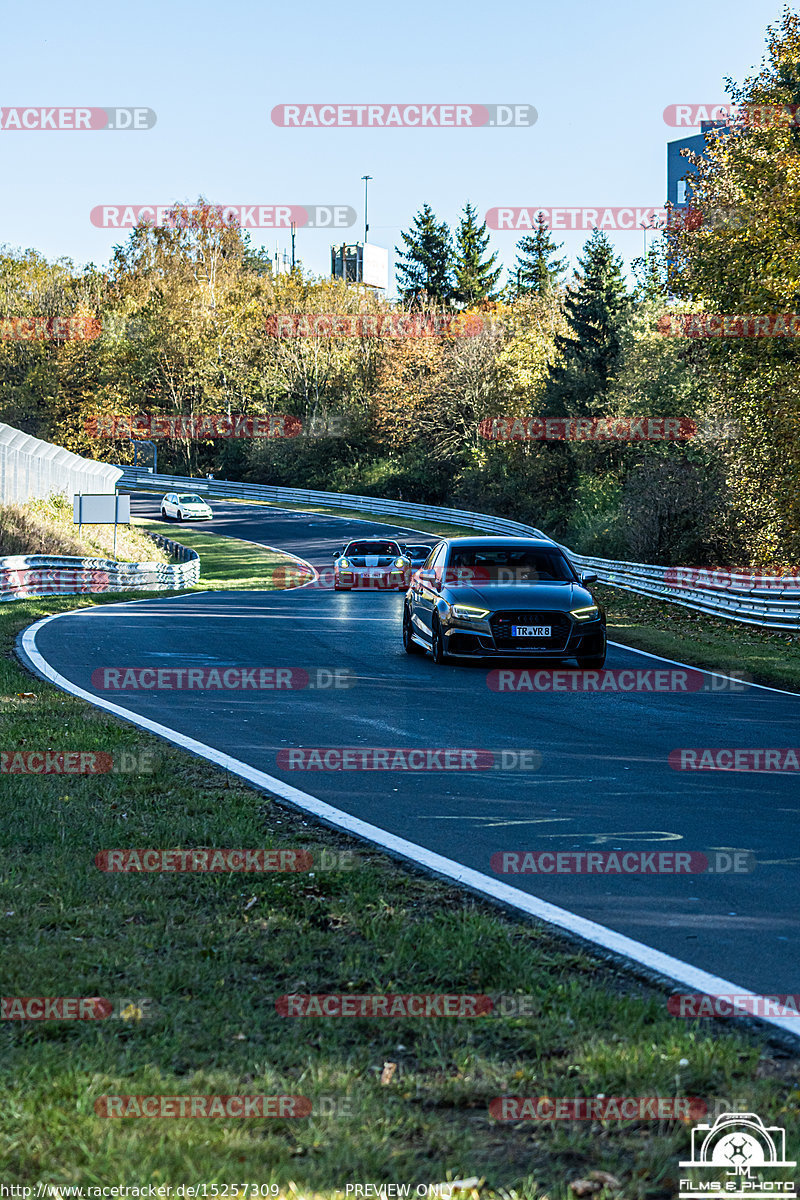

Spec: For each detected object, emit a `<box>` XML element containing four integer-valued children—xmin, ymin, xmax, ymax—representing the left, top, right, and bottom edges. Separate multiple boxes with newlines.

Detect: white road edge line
<box><xmin>18</xmin><ymin>606</ymin><xmax>800</xmax><ymax>1044</ymax></box>
<box><xmin>608</xmin><ymin>639</ymin><xmax>800</xmax><ymax>698</ymax></box>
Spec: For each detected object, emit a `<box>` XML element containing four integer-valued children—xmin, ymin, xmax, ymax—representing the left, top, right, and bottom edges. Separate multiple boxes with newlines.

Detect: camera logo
<box><xmin>679</xmin><ymin>1111</ymin><xmax>796</xmax><ymax>1197</ymax></box>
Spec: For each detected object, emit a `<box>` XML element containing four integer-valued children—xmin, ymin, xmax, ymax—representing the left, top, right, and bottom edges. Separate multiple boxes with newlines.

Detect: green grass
<box><xmin>2</xmin><ymin>585</ymin><xmax>800</xmax><ymax>1196</ymax></box>
<box><xmin>134</xmin><ymin>519</ymin><xmax>296</xmax><ymax>590</ymax></box>
<box><xmin>3</xmin><ymin>491</ymin><xmax>787</xmax><ymax>1193</ymax></box>
<box><xmin>600</xmin><ymin>585</ymin><xmax>800</xmax><ymax>693</ymax></box>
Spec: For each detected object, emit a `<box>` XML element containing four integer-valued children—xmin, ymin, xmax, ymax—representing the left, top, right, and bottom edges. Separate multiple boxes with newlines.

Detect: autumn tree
<box><xmin>662</xmin><ymin>6</ymin><xmax>800</xmax><ymax>564</ymax></box>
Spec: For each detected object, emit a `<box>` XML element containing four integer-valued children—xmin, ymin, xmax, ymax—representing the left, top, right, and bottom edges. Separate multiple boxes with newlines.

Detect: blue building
<box><xmin>666</xmin><ymin>121</ymin><xmax>730</xmax><ymax>207</ymax></box>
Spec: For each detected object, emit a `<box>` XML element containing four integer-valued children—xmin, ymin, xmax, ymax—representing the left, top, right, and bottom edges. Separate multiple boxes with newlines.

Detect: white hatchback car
<box><xmin>160</xmin><ymin>492</ymin><xmax>213</xmax><ymax>521</ymax></box>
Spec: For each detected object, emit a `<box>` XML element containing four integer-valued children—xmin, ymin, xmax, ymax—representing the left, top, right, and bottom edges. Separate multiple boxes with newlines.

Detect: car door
<box><xmin>411</xmin><ymin>542</ymin><xmax>446</xmax><ymax>641</ymax></box>
<box><xmin>163</xmin><ymin>494</ymin><xmax>175</xmax><ymax>518</ymax></box>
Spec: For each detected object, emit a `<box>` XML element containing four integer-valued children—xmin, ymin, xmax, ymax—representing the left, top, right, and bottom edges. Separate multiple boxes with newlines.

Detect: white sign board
<box><xmin>73</xmin><ymin>494</ymin><xmax>130</xmax><ymax>525</ymax></box>
<box><xmin>362</xmin><ymin>243</ymin><xmax>389</xmax><ymax>290</ymax></box>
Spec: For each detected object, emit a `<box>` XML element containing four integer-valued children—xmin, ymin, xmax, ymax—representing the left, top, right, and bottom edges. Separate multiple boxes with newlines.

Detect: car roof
<box><xmin>440</xmin><ymin>535</ymin><xmax>558</xmax><ymax>547</ymax></box>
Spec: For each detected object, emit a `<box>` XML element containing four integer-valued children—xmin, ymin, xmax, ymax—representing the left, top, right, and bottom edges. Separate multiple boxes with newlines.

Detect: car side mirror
<box><xmin>581</xmin><ymin>572</ymin><xmax>598</xmax><ymax>585</ymax></box>
<box><xmin>332</xmin><ymin>548</ymin><xmax>343</xmax><ymax>559</ymax></box>
<box><xmin>418</xmin><ymin>568</ymin><xmax>437</xmax><ymax>583</ymax></box>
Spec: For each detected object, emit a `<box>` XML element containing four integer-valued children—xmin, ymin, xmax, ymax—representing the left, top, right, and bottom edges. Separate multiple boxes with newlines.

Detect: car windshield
<box><xmin>447</xmin><ymin>545</ymin><xmax>575</xmax><ymax>582</ymax></box>
<box><xmin>405</xmin><ymin>545</ymin><xmax>432</xmax><ymax>556</ymax></box>
<box><xmin>178</xmin><ymin>494</ymin><xmax>205</xmax><ymax>504</ymax></box>
<box><xmin>345</xmin><ymin>542</ymin><xmax>401</xmax><ymax>556</ymax></box>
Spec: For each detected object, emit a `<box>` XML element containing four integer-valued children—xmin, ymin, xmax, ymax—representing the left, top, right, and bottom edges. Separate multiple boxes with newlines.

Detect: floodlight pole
<box><xmin>362</xmin><ymin>175</ymin><xmax>372</xmax><ymax>244</ymax></box>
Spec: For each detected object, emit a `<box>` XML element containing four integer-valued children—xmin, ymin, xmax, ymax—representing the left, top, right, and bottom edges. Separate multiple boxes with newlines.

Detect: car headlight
<box><xmin>394</xmin><ymin>557</ymin><xmax>407</xmax><ymax>568</ymax></box>
<box><xmin>338</xmin><ymin>558</ymin><xmax>350</xmax><ymax>569</ymax></box>
<box><xmin>451</xmin><ymin>604</ymin><xmax>490</xmax><ymax>620</ymax></box>
<box><xmin>570</xmin><ymin>605</ymin><xmax>600</xmax><ymax>621</ymax></box>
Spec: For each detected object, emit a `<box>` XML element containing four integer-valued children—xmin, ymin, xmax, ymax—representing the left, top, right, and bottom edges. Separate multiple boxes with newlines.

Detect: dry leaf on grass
<box><xmin>569</xmin><ymin>1172</ymin><xmax>621</xmax><ymax>1196</ymax></box>
<box><xmin>589</xmin><ymin>1172</ymin><xmax>621</xmax><ymax>1189</ymax></box>
<box><xmin>380</xmin><ymin>1061</ymin><xmax>397</xmax><ymax>1085</ymax></box>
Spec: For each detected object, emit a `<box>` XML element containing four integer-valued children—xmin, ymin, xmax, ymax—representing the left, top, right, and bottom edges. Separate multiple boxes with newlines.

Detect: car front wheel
<box><xmin>161</xmin><ymin>508</ymin><xmax>168</xmax><ymax>520</ymax></box>
<box><xmin>431</xmin><ymin>616</ymin><xmax>449</xmax><ymax>665</ymax></box>
<box><xmin>403</xmin><ymin>607</ymin><xmax>425</xmax><ymax>655</ymax></box>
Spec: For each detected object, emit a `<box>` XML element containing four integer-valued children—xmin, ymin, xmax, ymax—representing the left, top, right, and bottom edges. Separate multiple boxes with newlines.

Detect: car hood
<box><xmin>343</xmin><ymin>555</ymin><xmax>398</xmax><ymax>567</ymax></box>
<box><xmin>440</xmin><ymin>582</ymin><xmax>595</xmax><ymax>610</ymax></box>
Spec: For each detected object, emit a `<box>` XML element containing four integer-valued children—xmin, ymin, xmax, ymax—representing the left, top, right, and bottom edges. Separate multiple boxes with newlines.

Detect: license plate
<box><xmin>512</xmin><ymin>625</ymin><xmax>551</xmax><ymax>637</ymax></box>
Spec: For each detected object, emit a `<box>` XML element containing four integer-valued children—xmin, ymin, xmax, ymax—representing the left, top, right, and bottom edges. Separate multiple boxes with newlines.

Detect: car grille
<box><xmin>490</xmin><ymin>610</ymin><xmax>572</xmax><ymax>651</ymax></box>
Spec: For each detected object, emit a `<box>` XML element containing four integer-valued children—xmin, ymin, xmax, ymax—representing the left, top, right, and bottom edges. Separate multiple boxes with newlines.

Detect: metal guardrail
<box><xmin>0</xmin><ymin>535</ymin><xmax>199</xmax><ymax>603</ymax></box>
<box><xmin>116</xmin><ymin>467</ymin><xmax>550</xmax><ymax>536</ymax></box>
<box><xmin>564</xmin><ymin>552</ymin><xmax>800</xmax><ymax>631</ymax></box>
<box><xmin>117</xmin><ymin>466</ymin><xmax>800</xmax><ymax>630</ymax></box>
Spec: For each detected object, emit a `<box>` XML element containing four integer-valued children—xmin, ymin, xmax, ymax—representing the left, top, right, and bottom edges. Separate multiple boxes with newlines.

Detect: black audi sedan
<box><xmin>402</xmin><ymin>536</ymin><xmax>606</xmax><ymax>667</ymax></box>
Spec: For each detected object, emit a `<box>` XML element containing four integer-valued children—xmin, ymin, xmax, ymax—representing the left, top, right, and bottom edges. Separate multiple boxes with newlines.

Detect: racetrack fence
<box><xmin>117</xmin><ymin>466</ymin><xmax>800</xmax><ymax>631</ymax></box>
<box><xmin>0</xmin><ymin>423</ymin><xmax>121</xmax><ymax>503</ymax></box>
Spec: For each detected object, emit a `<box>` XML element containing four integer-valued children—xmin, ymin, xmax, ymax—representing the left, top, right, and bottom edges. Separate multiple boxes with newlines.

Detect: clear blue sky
<box><xmin>0</xmin><ymin>0</ymin><xmax>785</xmax><ymax>295</ymax></box>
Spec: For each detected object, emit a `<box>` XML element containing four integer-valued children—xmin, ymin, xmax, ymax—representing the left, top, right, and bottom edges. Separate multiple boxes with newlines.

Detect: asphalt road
<box><xmin>20</xmin><ymin>493</ymin><xmax>800</xmax><ymax>996</ymax></box>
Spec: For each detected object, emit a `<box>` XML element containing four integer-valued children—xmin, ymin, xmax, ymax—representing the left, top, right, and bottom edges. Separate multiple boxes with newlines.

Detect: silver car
<box><xmin>333</xmin><ymin>539</ymin><xmax>411</xmax><ymax>591</ymax></box>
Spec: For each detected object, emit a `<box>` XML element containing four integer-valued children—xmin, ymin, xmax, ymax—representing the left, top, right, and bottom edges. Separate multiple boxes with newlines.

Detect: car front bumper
<box><xmin>440</xmin><ymin>618</ymin><xmax>606</xmax><ymax>658</ymax></box>
<box><xmin>336</xmin><ymin>569</ymin><xmax>409</xmax><ymax>590</ymax></box>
